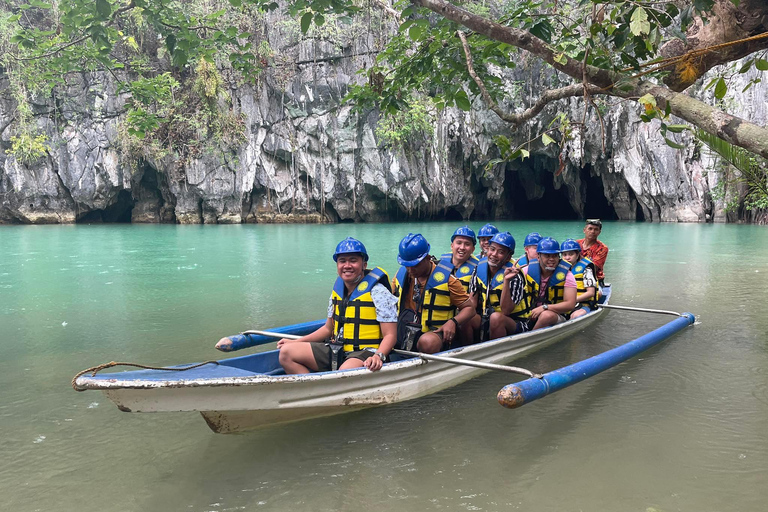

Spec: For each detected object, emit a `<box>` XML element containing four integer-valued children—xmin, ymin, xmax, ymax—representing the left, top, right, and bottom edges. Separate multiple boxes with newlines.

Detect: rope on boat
<box><xmin>596</xmin><ymin>304</ymin><xmax>687</xmax><ymax>317</ymax></box>
<box><xmin>71</xmin><ymin>360</ymin><xmax>220</xmax><ymax>391</ymax></box>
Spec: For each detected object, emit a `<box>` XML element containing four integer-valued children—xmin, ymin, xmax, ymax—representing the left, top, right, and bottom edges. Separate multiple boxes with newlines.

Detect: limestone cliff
<box><xmin>1</xmin><ymin>10</ymin><xmax>765</xmax><ymax>224</ymax></box>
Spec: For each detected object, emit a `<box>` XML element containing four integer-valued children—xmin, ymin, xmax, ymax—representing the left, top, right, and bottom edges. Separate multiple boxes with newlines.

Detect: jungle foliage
<box><xmin>3</xmin><ymin>0</ymin><xmax>768</xmax><ymax>204</ymax></box>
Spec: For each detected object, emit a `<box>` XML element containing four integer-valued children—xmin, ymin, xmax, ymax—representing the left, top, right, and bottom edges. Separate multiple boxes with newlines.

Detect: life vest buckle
<box><xmin>327</xmin><ymin>340</ymin><xmax>345</xmax><ymax>371</ymax></box>
<box><xmin>480</xmin><ymin>305</ymin><xmax>494</xmax><ymax>342</ymax></box>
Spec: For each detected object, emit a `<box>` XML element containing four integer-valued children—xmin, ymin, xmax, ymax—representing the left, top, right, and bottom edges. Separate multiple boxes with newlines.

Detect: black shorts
<box><xmin>310</xmin><ymin>343</ymin><xmax>378</xmax><ymax>372</ymax></box>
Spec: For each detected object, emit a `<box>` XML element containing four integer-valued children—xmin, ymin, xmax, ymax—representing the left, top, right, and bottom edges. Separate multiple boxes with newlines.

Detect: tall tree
<box><xmin>4</xmin><ymin>0</ymin><xmax>768</xmax><ymax>161</ymax></box>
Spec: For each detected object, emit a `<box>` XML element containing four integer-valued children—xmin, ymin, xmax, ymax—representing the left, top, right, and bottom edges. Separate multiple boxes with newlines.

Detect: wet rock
<box><xmin>0</xmin><ymin>12</ymin><xmax>765</xmax><ymax>224</ymax></box>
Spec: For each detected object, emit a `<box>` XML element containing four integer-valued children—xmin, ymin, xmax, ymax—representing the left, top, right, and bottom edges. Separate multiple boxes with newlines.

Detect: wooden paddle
<box><xmin>247</xmin><ymin>329</ymin><xmax>540</xmax><ymax>377</ymax></box>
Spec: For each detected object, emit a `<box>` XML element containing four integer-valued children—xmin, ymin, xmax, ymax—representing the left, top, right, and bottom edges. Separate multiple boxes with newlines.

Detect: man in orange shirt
<box><xmin>577</xmin><ymin>219</ymin><xmax>608</xmax><ymax>284</ymax></box>
<box><xmin>392</xmin><ymin>234</ymin><xmax>476</xmax><ymax>353</ymax></box>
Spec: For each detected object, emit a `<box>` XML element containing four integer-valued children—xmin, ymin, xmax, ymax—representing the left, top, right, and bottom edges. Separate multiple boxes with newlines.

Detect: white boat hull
<box><xmin>91</xmin><ymin>308</ymin><xmax>606</xmax><ymax>433</ymax></box>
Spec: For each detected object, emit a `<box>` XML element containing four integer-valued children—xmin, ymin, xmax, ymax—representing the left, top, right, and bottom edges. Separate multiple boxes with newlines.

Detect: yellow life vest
<box><xmin>525</xmin><ymin>260</ymin><xmax>573</xmax><ymax>306</ymax></box>
<box><xmin>439</xmin><ymin>253</ymin><xmax>479</xmax><ymax>293</ymax></box>
<box><xmin>393</xmin><ymin>261</ymin><xmax>455</xmax><ymax>333</ymax></box>
<box><xmin>475</xmin><ymin>259</ymin><xmax>512</xmax><ymax>313</ymax></box>
<box><xmin>570</xmin><ymin>257</ymin><xmax>601</xmax><ymax>310</ymax></box>
<box><xmin>331</xmin><ymin>267</ymin><xmax>390</xmax><ymax>353</ymax></box>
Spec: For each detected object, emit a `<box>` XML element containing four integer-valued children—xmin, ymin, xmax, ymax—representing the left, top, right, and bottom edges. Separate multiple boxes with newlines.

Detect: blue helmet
<box><xmin>397</xmin><ymin>233</ymin><xmax>431</xmax><ymax>267</ymax></box>
<box><xmin>537</xmin><ymin>237</ymin><xmax>561</xmax><ymax>254</ymax></box>
<box><xmin>524</xmin><ymin>232</ymin><xmax>542</xmax><ymax>247</ymax></box>
<box><xmin>451</xmin><ymin>225</ymin><xmax>476</xmax><ymax>245</ymax></box>
<box><xmin>333</xmin><ymin>237</ymin><xmax>369</xmax><ymax>262</ymax></box>
<box><xmin>477</xmin><ymin>223</ymin><xmax>499</xmax><ymax>238</ymax></box>
<box><xmin>560</xmin><ymin>238</ymin><xmax>581</xmax><ymax>253</ymax></box>
<box><xmin>489</xmin><ymin>231</ymin><xmax>515</xmax><ymax>254</ymax></box>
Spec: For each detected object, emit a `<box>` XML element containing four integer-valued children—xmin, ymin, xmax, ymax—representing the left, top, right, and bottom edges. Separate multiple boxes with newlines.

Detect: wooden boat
<box><xmin>74</xmin><ymin>287</ymin><xmax>611</xmax><ymax>433</ymax></box>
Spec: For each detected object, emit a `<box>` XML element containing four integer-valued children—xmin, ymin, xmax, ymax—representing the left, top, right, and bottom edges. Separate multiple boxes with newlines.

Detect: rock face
<box><xmin>1</xmin><ymin>12</ymin><xmax>765</xmax><ymax>224</ymax></box>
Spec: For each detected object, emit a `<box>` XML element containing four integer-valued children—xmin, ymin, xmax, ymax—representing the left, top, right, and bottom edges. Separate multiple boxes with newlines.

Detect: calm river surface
<box><xmin>1</xmin><ymin>222</ymin><xmax>766</xmax><ymax>512</ymax></box>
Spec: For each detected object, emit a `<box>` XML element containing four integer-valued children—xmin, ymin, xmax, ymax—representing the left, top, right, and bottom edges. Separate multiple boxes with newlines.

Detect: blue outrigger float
<box><xmin>498</xmin><ymin>310</ymin><xmax>696</xmax><ymax>408</ymax></box>
<box><xmin>73</xmin><ymin>286</ymin><xmax>695</xmax><ymax>433</ymax></box>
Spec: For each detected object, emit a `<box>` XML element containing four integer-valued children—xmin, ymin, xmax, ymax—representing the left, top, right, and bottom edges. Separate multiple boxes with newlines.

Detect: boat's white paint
<box><xmin>79</xmin><ymin>306</ymin><xmax>607</xmax><ymax>433</ymax></box>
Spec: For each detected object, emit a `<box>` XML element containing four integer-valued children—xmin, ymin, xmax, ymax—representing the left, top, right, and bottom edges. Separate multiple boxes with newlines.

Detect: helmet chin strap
<box><xmin>544</xmin><ymin>266</ymin><xmax>557</xmax><ymax>271</ymax></box>
<box><xmin>353</xmin><ymin>273</ymin><xmax>364</xmax><ymax>284</ymax></box>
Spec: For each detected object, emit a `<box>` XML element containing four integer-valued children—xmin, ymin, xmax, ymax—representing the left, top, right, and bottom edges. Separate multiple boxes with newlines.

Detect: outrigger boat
<box><xmin>74</xmin><ymin>287</ymin><xmax>615</xmax><ymax>433</ymax></box>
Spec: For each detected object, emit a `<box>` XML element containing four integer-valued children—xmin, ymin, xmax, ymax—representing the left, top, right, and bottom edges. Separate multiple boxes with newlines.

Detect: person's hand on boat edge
<box><xmin>363</xmin><ymin>352</ymin><xmax>385</xmax><ymax>371</ymax></box>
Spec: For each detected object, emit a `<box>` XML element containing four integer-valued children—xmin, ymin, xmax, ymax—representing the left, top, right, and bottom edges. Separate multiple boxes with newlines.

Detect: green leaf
<box><xmin>541</xmin><ymin>133</ymin><xmax>555</xmax><ymax>146</ymax></box>
<box><xmin>172</xmin><ymin>49</ymin><xmax>188</xmax><ymax>68</ymax></box>
<box><xmin>494</xmin><ymin>135</ymin><xmax>511</xmax><ymax>155</ymax></box>
<box><xmin>738</xmin><ymin>59</ymin><xmax>754</xmax><ymax>73</ymax></box>
<box><xmin>409</xmin><ymin>24</ymin><xmax>424</xmax><ymax>40</ymax></box>
<box><xmin>314</xmin><ymin>13</ymin><xmax>325</xmax><ymax>26</ymax></box>
<box><xmin>553</xmin><ymin>53</ymin><xmax>567</xmax><ymax>65</ymax></box>
<box><xmin>665</xmin><ymin>124</ymin><xmax>689</xmax><ymax>133</ymax></box>
<box><xmin>165</xmin><ymin>34</ymin><xmax>176</xmax><ymax>54</ymax></box>
<box><xmin>714</xmin><ymin>77</ymin><xmax>727</xmax><ymax>99</ymax></box>
<box><xmin>228</xmin><ymin>0</ymin><xmax>242</xmax><ymax>6</ymax></box>
<box><xmin>95</xmin><ymin>0</ymin><xmax>111</xmax><ymax>18</ymax></box>
<box><xmin>664</xmin><ymin>138</ymin><xmax>686</xmax><ymax>149</ymax></box>
<box><xmin>755</xmin><ymin>59</ymin><xmax>768</xmax><ymax>71</ymax></box>
<box><xmin>704</xmin><ymin>77</ymin><xmax>718</xmax><ymax>91</ymax></box>
<box><xmin>742</xmin><ymin>78</ymin><xmax>760</xmax><ymax>93</ymax></box>
<box><xmin>300</xmin><ymin>12</ymin><xmax>313</xmax><ymax>34</ymax></box>
<box><xmin>454</xmin><ymin>90</ymin><xmax>471</xmax><ymax>111</ymax></box>
<box><xmin>630</xmin><ymin>7</ymin><xmax>651</xmax><ymax>36</ymax></box>
<box><xmin>529</xmin><ymin>21</ymin><xmax>552</xmax><ymax>43</ymax></box>
<box><xmin>399</xmin><ymin>20</ymin><xmax>414</xmax><ymax>32</ymax></box>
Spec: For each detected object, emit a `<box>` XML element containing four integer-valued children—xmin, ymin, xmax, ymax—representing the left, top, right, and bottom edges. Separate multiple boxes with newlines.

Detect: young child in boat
<box><xmin>560</xmin><ymin>238</ymin><xmax>599</xmax><ymax>319</ymax></box>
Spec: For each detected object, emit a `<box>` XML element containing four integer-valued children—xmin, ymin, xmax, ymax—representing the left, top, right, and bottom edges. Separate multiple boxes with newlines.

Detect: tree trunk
<box><xmin>660</xmin><ymin>0</ymin><xmax>768</xmax><ymax>91</ymax></box>
<box><xmin>411</xmin><ymin>0</ymin><xmax>768</xmax><ymax>159</ymax></box>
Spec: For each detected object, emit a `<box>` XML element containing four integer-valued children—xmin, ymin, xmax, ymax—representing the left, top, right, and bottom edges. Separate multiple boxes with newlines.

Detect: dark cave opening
<box><xmin>581</xmin><ymin>165</ymin><xmax>619</xmax><ymax>221</ymax></box>
<box><xmin>636</xmin><ymin>199</ymin><xmax>646</xmax><ymax>221</ymax></box>
<box><xmin>442</xmin><ymin>207</ymin><xmax>465</xmax><ymax>221</ymax></box>
<box><xmin>77</xmin><ymin>190</ymin><xmax>135</xmax><ymax>223</ymax></box>
<box><xmin>504</xmin><ymin>161</ymin><xmax>579</xmax><ymax>220</ymax></box>
<box><xmin>627</xmin><ymin>186</ymin><xmax>645</xmax><ymax>221</ymax></box>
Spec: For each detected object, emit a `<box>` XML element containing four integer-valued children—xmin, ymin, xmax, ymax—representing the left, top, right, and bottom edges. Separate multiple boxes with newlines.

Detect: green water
<box><xmin>1</xmin><ymin>222</ymin><xmax>767</xmax><ymax>512</ymax></box>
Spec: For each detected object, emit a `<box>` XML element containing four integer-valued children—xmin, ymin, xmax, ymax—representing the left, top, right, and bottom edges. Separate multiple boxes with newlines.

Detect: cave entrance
<box><xmin>441</xmin><ymin>208</ymin><xmax>465</xmax><ymax>221</ymax></box>
<box><xmin>581</xmin><ymin>165</ymin><xmax>618</xmax><ymax>220</ymax></box>
<box><xmin>76</xmin><ymin>190</ymin><xmax>135</xmax><ymax>223</ymax></box>
<box><xmin>132</xmin><ymin>164</ymin><xmax>176</xmax><ymax>223</ymax></box>
<box><xmin>628</xmin><ymin>187</ymin><xmax>646</xmax><ymax>221</ymax></box>
<box><xmin>504</xmin><ymin>157</ymin><xmax>579</xmax><ymax>220</ymax></box>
